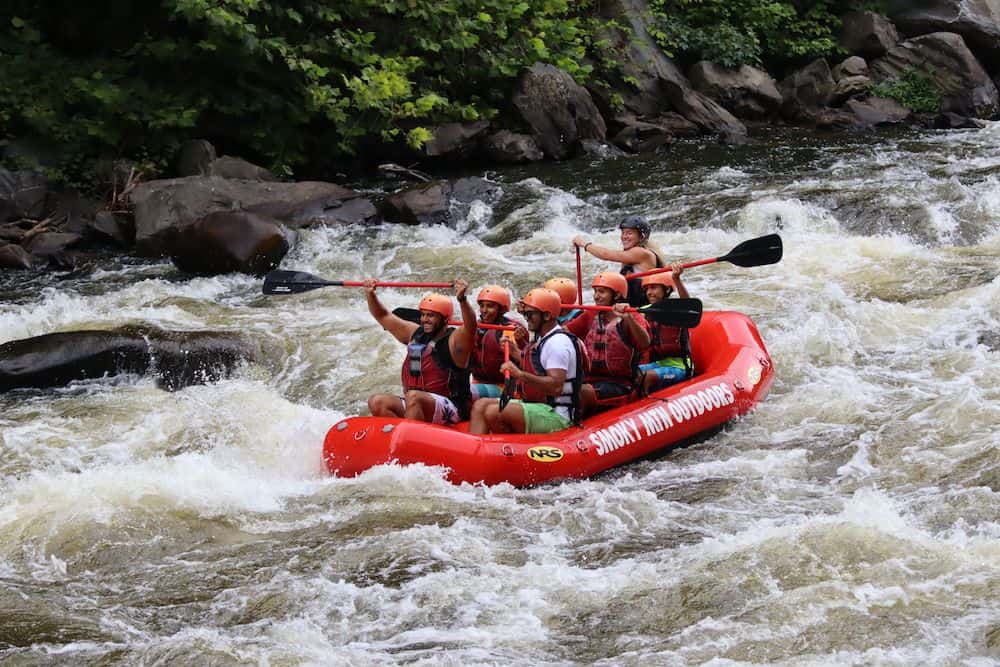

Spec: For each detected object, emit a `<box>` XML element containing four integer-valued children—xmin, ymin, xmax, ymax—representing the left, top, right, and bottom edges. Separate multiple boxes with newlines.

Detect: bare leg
<box><xmin>368</xmin><ymin>394</ymin><xmax>404</xmax><ymax>417</ymax></box>
<box><xmin>578</xmin><ymin>384</ymin><xmax>597</xmax><ymax>419</ymax></box>
<box><xmin>469</xmin><ymin>398</ymin><xmax>498</xmax><ymax>434</ymax></box>
<box><xmin>402</xmin><ymin>390</ymin><xmax>437</xmax><ymax>422</ymax></box>
<box><xmin>483</xmin><ymin>401</ymin><xmax>505</xmax><ymax>433</ymax></box>
<box><xmin>497</xmin><ymin>401</ymin><xmax>526</xmax><ymax>433</ymax></box>
<box><xmin>643</xmin><ymin>370</ymin><xmax>659</xmax><ymax>395</ymax></box>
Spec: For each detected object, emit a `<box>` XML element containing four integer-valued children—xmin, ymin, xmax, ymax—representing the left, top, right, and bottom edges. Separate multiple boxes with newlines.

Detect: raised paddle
<box><xmin>262</xmin><ymin>270</ymin><xmax>453</xmax><ymax>295</ymax></box>
<box><xmin>575</xmin><ymin>245</ymin><xmax>583</xmax><ymax>304</ymax></box>
<box><xmin>499</xmin><ymin>338</ymin><xmax>515</xmax><ymax>410</ymax></box>
<box><xmin>627</xmin><ymin>233</ymin><xmax>783</xmax><ymax>281</ymax></box>
<box><xmin>391</xmin><ymin>307</ymin><xmax>515</xmax><ymax>331</ymax></box>
<box><xmin>576</xmin><ymin>298</ymin><xmax>703</xmax><ymax>329</ymax></box>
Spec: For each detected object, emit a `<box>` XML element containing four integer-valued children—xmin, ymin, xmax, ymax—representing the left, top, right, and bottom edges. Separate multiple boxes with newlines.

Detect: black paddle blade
<box><xmin>262</xmin><ymin>270</ymin><xmax>337</xmax><ymax>295</ymax></box>
<box><xmin>499</xmin><ymin>378</ymin><xmax>516</xmax><ymax>410</ymax></box>
<box><xmin>641</xmin><ymin>298</ymin><xmax>703</xmax><ymax>328</ymax></box>
<box><xmin>392</xmin><ymin>307</ymin><xmax>422</xmax><ymax>323</ymax></box>
<box><xmin>719</xmin><ymin>233</ymin><xmax>782</xmax><ymax>268</ymax></box>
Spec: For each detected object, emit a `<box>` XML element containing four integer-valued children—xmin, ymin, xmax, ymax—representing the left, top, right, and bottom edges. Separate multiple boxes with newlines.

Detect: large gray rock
<box><xmin>22</xmin><ymin>232</ymin><xmax>82</xmax><ymax>260</ymax></box>
<box><xmin>841</xmin><ymin>12</ymin><xmax>900</xmax><ymax>59</ymax></box>
<box><xmin>382</xmin><ymin>177</ymin><xmax>501</xmax><ymax>226</ymax></box>
<box><xmin>590</xmin><ymin>0</ymin><xmax>748</xmax><ymax>141</ymax></box>
<box><xmin>0</xmin><ymin>326</ymin><xmax>256</xmax><ymax>392</ymax></box>
<box><xmin>167</xmin><ymin>211</ymin><xmax>295</xmax><ymax>276</ymax></box>
<box><xmin>689</xmin><ymin>62</ymin><xmax>783</xmax><ymax>119</ymax></box>
<box><xmin>830</xmin><ymin>75</ymin><xmax>873</xmax><ymax>106</ymax></box>
<box><xmin>482</xmin><ymin>130</ymin><xmax>544</xmax><ymax>163</ymax></box>
<box><xmin>780</xmin><ymin>59</ymin><xmax>836</xmax><ymax>117</ymax></box>
<box><xmin>0</xmin><ymin>169</ymin><xmax>48</xmax><ymax>222</ymax></box>
<box><xmin>176</xmin><ymin>140</ymin><xmax>217</xmax><ymax>177</ymax></box>
<box><xmin>424</xmin><ymin>121</ymin><xmax>491</xmax><ymax>158</ymax></box>
<box><xmin>609</xmin><ymin>115</ymin><xmax>675</xmax><ymax>153</ymax></box>
<box><xmin>0</xmin><ymin>243</ymin><xmax>34</xmax><ymax>270</ymax></box>
<box><xmin>130</xmin><ymin>177</ymin><xmax>376</xmax><ymax>254</ymax></box>
<box><xmin>892</xmin><ymin>0</ymin><xmax>1000</xmax><ymax>66</ymax></box>
<box><xmin>871</xmin><ymin>32</ymin><xmax>999</xmax><ymax>117</ymax></box>
<box><xmin>512</xmin><ymin>63</ymin><xmax>607</xmax><ymax>160</ymax></box>
<box><xmin>205</xmin><ymin>156</ymin><xmax>278</xmax><ymax>181</ymax></box>
<box><xmin>832</xmin><ymin>56</ymin><xmax>870</xmax><ymax>81</ymax></box>
<box><xmin>845</xmin><ymin>97</ymin><xmax>912</xmax><ymax>125</ymax></box>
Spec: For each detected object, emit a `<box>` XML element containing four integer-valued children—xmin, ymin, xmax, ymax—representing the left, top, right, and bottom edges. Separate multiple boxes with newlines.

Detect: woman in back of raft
<box><xmin>572</xmin><ymin>215</ymin><xmax>664</xmax><ymax>307</ymax></box>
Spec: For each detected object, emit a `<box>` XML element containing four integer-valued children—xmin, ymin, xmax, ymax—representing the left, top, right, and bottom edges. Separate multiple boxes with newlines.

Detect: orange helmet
<box><xmin>476</xmin><ymin>285</ymin><xmax>511</xmax><ymax>311</ymax></box>
<box><xmin>418</xmin><ymin>293</ymin><xmax>453</xmax><ymax>320</ymax></box>
<box><xmin>543</xmin><ymin>277</ymin><xmax>578</xmax><ymax>305</ymax></box>
<box><xmin>592</xmin><ymin>272</ymin><xmax>628</xmax><ymax>298</ymax></box>
<box><xmin>520</xmin><ymin>288</ymin><xmax>563</xmax><ymax>319</ymax></box>
<box><xmin>641</xmin><ymin>272</ymin><xmax>675</xmax><ymax>289</ymax></box>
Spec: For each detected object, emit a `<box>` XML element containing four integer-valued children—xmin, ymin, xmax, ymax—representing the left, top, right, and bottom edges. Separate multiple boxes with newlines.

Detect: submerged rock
<box><xmin>0</xmin><ymin>326</ymin><xmax>256</xmax><ymax>392</ymax></box>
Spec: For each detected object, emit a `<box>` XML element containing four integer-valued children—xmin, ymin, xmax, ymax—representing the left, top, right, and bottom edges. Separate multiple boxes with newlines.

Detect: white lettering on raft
<box><xmin>590</xmin><ymin>382</ymin><xmax>737</xmax><ymax>456</ymax></box>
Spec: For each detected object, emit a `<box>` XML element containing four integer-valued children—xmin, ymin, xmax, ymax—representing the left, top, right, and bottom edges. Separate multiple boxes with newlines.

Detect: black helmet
<box><xmin>619</xmin><ymin>215</ymin><xmax>651</xmax><ymax>238</ymax></box>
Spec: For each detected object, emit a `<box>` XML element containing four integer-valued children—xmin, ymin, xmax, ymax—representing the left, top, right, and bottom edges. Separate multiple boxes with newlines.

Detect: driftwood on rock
<box><xmin>0</xmin><ymin>326</ymin><xmax>256</xmax><ymax>393</ymax></box>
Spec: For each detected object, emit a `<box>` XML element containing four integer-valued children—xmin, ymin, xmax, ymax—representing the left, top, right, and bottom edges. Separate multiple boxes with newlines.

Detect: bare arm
<box><xmin>448</xmin><ymin>278</ymin><xmax>475</xmax><ymax>368</ymax></box>
<box><xmin>614</xmin><ymin>304</ymin><xmax>651</xmax><ymax>352</ymax></box>
<box><xmin>573</xmin><ymin>235</ymin><xmax>657</xmax><ymax>271</ymax></box>
<box><xmin>365</xmin><ymin>279</ymin><xmax>418</xmax><ymax>344</ymax></box>
<box><xmin>670</xmin><ymin>263</ymin><xmax>690</xmax><ymax>299</ymax></box>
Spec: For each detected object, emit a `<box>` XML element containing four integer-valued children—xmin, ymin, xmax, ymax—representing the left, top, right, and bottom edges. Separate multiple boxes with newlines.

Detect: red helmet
<box><xmin>520</xmin><ymin>288</ymin><xmax>563</xmax><ymax>319</ymax></box>
<box><xmin>592</xmin><ymin>272</ymin><xmax>628</xmax><ymax>298</ymax></box>
<box><xmin>476</xmin><ymin>285</ymin><xmax>511</xmax><ymax>312</ymax></box>
<box><xmin>543</xmin><ymin>277</ymin><xmax>578</xmax><ymax>305</ymax></box>
<box><xmin>418</xmin><ymin>293</ymin><xmax>453</xmax><ymax>320</ymax></box>
<box><xmin>641</xmin><ymin>272</ymin><xmax>675</xmax><ymax>289</ymax></box>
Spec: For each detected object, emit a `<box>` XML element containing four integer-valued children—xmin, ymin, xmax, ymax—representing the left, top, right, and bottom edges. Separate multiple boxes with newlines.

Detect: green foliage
<box><xmin>869</xmin><ymin>70</ymin><xmax>942</xmax><ymax>113</ymax></box>
<box><xmin>646</xmin><ymin>0</ymin><xmax>860</xmax><ymax>70</ymax></box>
<box><xmin>0</xmin><ymin>0</ymin><xmax>594</xmax><ymax>186</ymax></box>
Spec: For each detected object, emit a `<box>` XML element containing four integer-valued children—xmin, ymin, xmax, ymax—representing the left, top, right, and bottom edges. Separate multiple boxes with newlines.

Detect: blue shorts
<box><xmin>639</xmin><ymin>358</ymin><xmax>690</xmax><ymax>390</ymax></box>
<box><xmin>471</xmin><ymin>382</ymin><xmax>502</xmax><ymax>400</ymax></box>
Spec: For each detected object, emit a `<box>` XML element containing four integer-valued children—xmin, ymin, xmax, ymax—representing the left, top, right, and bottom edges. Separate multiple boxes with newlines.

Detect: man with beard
<box><xmin>564</xmin><ymin>272</ymin><xmax>650</xmax><ymax>415</ymax></box>
<box><xmin>364</xmin><ymin>278</ymin><xmax>476</xmax><ymax>424</ymax></box>
<box><xmin>468</xmin><ymin>288</ymin><xmax>582</xmax><ymax>435</ymax></box>
<box><xmin>469</xmin><ymin>284</ymin><xmax>520</xmax><ymax>400</ymax></box>
<box><xmin>572</xmin><ymin>216</ymin><xmax>665</xmax><ymax>307</ymax></box>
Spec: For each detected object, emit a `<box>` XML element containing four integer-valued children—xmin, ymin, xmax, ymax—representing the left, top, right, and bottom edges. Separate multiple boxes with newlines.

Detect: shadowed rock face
<box><xmin>0</xmin><ymin>326</ymin><xmax>256</xmax><ymax>392</ymax></box>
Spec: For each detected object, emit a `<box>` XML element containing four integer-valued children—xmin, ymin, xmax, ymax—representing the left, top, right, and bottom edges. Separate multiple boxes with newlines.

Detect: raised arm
<box><xmin>365</xmin><ymin>279</ymin><xmax>418</xmax><ymax>344</ymax></box>
<box><xmin>447</xmin><ymin>278</ymin><xmax>476</xmax><ymax>368</ymax></box>
<box><xmin>669</xmin><ymin>263</ymin><xmax>690</xmax><ymax>299</ymax></box>
<box><xmin>573</xmin><ymin>235</ymin><xmax>657</xmax><ymax>269</ymax></box>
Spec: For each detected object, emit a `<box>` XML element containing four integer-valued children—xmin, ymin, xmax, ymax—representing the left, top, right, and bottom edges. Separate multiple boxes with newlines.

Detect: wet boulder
<box><xmin>609</xmin><ymin>115</ymin><xmax>675</xmax><ymax>153</ymax></box>
<box><xmin>844</xmin><ymin>97</ymin><xmax>912</xmax><ymax>125</ymax></box>
<box><xmin>424</xmin><ymin>121</ymin><xmax>491</xmax><ymax>159</ymax></box>
<box><xmin>482</xmin><ymin>130</ymin><xmax>544</xmax><ymax>163</ymax></box>
<box><xmin>512</xmin><ymin>63</ymin><xmax>607</xmax><ymax>160</ymax></box>
<box><xmin>166</xmin><ymin>210</ymin><xmax>295</xmax><ymax>276</ymax></box>
<box><xmin>131</xmin><ymin>177</ymin><xmax>377</xmax><ymax>254</ymax></box>
<box><xmin>382</xmin><ymin>177</ymin><xmax>501</xmax><ymax>226</ymax></box>
<box><xmin>0</xmin><ymin>326</ymin><xmax>255</xmax><ymax>393</ymax></box>
<box><xmin>871</xmin><ymin>32</ymin><xmax>999</xmax><ymax>118</ymax></box>
<box><xmin>0</xmin><ymin>243</ymin><xmax>35</xmax><ymax>270</ymax></box>
<box><xmin>780</xmin><ymin>59</ymin><xmax>836</xmax><ymax>118</ymax></box>
<box><xmin>89</xmin><ymin>211</ymin><xmax>135</xmax><ymax>245</ymax></box>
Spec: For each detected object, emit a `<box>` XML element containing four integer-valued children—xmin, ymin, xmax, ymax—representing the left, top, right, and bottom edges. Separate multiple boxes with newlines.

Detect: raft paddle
<box><xmin>575</xmin><ymin>245</ymin><xmax>584</xmax><ymax>304</ymax></box>
<box><xmin>576</xmin><ymin>298</ymin><xmax>703</xmax><ymax>328</ymax></box>
<box><xmin>262</xmin><ymin>270</ymin><xmax>452</xmax><ymax>295</ymax></box>
<box><xmin>627</xmin><ymin>233</ymin><xmax>783</xmax><ymax>281</ymax></box>
<box><xmin>499</xmin><ymin>339</ymin><xmax>514</xmax><ymax>410</ymax></box>
<box><xmin>391</xmin><ymin>307</ymin><xmax>515</xmax><ymax>331</ymax></box>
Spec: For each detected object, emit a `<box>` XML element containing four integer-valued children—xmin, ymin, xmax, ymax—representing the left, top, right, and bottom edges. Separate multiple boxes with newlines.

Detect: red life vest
<box><xmin>582</xmin><ymin>315</ymin><xmax>640</xmax><ymax>386</ymax></box>
<box><xmin>646</xmin><ymin>320</ymin><xmax>689</xmax><ymax>360</ymax></box>
<box><xmin>518</xmin><ymin>328</ymin><xmax>586</xmax><ymax>424</ymax></box>
<box><xmin>470</xmin><ymin>318</ymin><xmax>511</xmax><ymax>384</ymax></box>
<box><xmin>400</xmin><ymin>328</ymin><xmax>472</xmax><ymax>418</ymax></box>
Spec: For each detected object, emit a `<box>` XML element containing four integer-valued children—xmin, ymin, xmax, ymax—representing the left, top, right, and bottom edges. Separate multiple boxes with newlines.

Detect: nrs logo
<box><xmin>527</xmin><ymin>446</ymin><xmax>564</xmax><ymax>462</ymax></box>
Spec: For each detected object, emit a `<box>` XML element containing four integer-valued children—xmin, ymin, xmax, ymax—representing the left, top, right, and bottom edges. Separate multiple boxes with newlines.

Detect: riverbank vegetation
<box><xmin>2</xmin><ymin>0</ymin><xmax>881</xmax><ymax>188</ymax></box>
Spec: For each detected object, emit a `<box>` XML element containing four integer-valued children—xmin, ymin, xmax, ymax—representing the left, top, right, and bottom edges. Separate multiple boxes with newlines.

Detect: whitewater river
<box><xmin>2</xmin><ymin>124</ymin><xmax>999</xmax><ymax>665</ymax></box>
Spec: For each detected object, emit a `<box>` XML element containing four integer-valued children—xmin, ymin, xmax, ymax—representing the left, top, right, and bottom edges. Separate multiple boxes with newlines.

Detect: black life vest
<box><xmin>519</xmin><ymin>328</ymin><xmax>586</xmax><ymax>425</ymax></box>
<box><xmin>621</xmin><ymin>250</ymin><xmax>664</xmax><ymax>308</ymax></box>
<box><xmin>400</xmin><ymin>328</ymin><xmax>472</xmax><ymax>419</ymax></box>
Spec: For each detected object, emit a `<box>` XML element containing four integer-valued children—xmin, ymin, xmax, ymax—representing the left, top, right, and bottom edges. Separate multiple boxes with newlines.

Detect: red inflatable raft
<box><xmin>323</xmin><ymin>310</ymin><xmax>774</xmax><ymax>486</ymax></box>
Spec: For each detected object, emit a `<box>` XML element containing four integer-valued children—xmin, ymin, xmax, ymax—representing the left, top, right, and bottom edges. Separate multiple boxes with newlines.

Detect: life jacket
<box><xmin>646</xmin><ymin>318</ymin><xmax>694</xmax><ymax>380</ymax></box>
<box><xmin>582</xmin><ymin>314</ymin><xmax>641</xmax><ymax>387</ymax></box>
<box><xmin>400</xmin><ymin>328</ymin><xmax>472</xmax><ymax>419</ymax></box>
<box><xmin>621</xmin><ymin>251</ymin><xmax>664</xmax><ymax>308</ymax></box>
<box><xmin>519</xmin><ymin>327</ymin><xmax>587</xmax><ymax>425</ymax></box>
<box><xmin>470</xmin><ymin>317</ymin><xmax>512</xmax><ymax>384</ymax></box>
